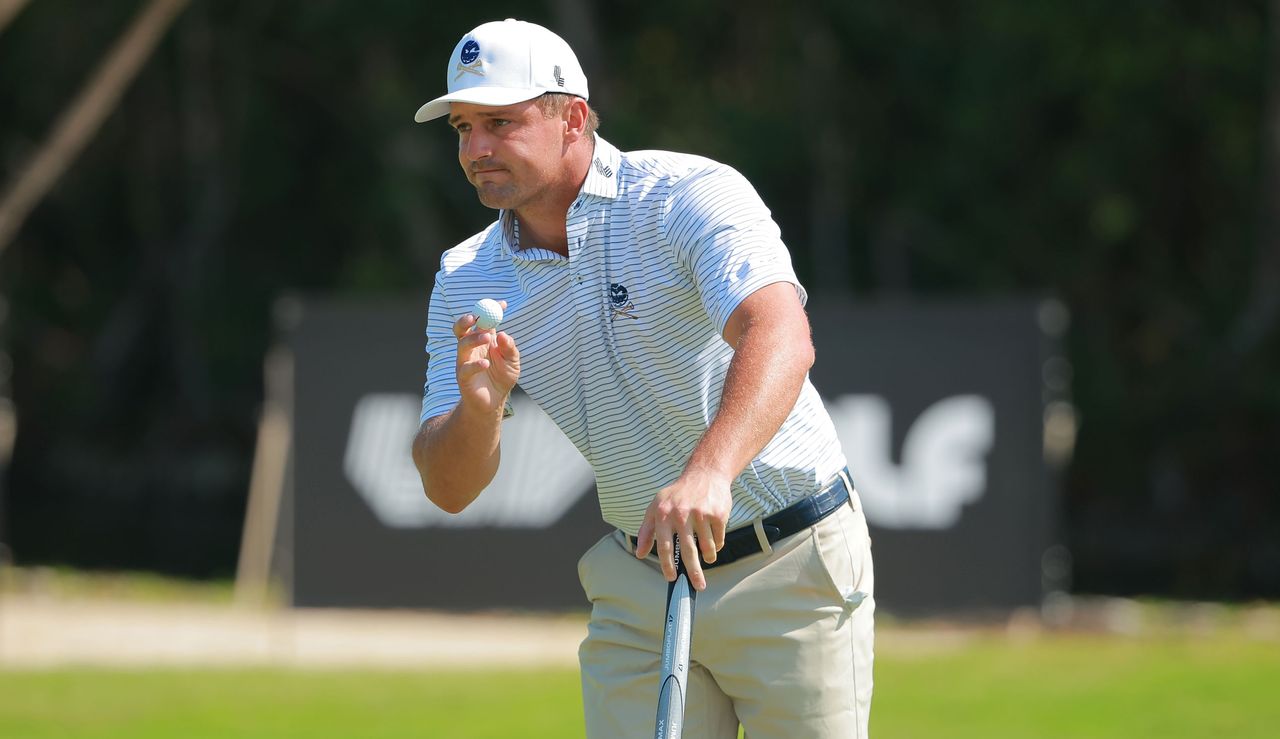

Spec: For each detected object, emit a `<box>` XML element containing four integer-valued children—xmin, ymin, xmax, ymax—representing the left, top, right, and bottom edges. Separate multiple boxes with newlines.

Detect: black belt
<box><xmin>629</xmin><ymin>469</ymin><xmax>853</xmax><ymax>571</ymax></box>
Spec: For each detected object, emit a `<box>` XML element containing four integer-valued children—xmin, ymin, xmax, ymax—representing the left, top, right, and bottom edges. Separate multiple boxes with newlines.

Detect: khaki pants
<box><xmin>578</xmin><ymin>495</ymin><xmax>875</xmax><ymax>738</ymax></box>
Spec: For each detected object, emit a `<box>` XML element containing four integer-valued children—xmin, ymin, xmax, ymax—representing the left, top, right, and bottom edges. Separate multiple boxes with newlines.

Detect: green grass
<box><xmin>1</xmin><ymin>566</ymin><xmax>235</xmax><ymax>605</ymax></box>
<box><xmin>2</xmin><ymin>634</ymin><xmax>1277</xmax><ymax>738</ymax></box>
<box><xmin>0</xmin><ymin>668</ymin><xmax>584</xmax><ymax>739</ymax></box>
<box><xmin>875</xmin><ymin>634</ymin><xmax>1280</xmax><ymax>738</ymax></box>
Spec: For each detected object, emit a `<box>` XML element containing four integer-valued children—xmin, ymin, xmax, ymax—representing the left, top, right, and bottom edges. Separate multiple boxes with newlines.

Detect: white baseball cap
<box><xmin>414</xmin><ymin>19</ymin><xmax>589</xmax><ymax>123</ymax></box>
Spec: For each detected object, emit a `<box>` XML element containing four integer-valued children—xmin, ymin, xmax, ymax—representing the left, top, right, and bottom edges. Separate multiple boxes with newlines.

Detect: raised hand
<box><xmin>453</xmin><ymin>300</ymin><xmax>519</xmax><ymax>414</ymax></box>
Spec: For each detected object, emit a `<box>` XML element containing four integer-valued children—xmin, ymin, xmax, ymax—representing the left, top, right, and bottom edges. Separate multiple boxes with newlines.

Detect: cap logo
<box><xmin>455</xmin><ymin>39</ymin><xmax>485</xmax><ymax>81</ymax></box>
<box><xmin>460</xmin><ymin>40</ymin><xmax>481</xmax><ymax>64</ymax></box>
<box><xmin>553</xmin><ymin>65</ymin><xmax>565</xmax><ymax>87</ymax></box>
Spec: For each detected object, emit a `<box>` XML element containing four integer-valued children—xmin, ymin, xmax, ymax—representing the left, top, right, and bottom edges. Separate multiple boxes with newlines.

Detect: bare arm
<box><xmin>412</xmin><ymin>306</ymin><xmax>520</xmax><ymax>513</ymax></box>
<box><xmin>635</xmin><ymin>281</ymin><xmax>814</xmax><ymax>589</ymax></box>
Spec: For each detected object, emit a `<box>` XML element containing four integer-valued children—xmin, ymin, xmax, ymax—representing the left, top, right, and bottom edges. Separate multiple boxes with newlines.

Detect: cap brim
<box><xmin>413</xmin><ymin>86</ymin><xmax>547</xmax><ymax>123</ymax></box>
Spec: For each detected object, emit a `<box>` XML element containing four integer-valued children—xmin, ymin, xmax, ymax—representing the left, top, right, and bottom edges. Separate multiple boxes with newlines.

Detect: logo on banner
<box><xmin>343</xmin><ymin>393</ymin><xmax>595</xmax><ymax>528</ymax></box>
<box><xmin>828</xmin><ymin>394</ymin><xmax>995</xmax><ymax>530</ymax></box>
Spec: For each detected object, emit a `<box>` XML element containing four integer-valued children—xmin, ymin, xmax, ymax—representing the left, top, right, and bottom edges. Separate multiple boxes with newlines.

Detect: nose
<box><xmin>460</xmin><ymin>128</ymin><xmax>491</xmax><ymax>164</ymax></box>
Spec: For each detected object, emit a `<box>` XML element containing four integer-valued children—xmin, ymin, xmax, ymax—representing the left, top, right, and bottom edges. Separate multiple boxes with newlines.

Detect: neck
<box><xmin>512</xmin><ymin>136</ymin><xmax>595</xmax><ymax>257</ymax></box>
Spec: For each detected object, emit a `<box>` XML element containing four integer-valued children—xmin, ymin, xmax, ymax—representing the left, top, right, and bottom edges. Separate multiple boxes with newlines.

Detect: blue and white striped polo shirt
<box><xmin>421</xmin><ymin>136</ymin><xmax>848</xmax><ymax>535</ymax></box>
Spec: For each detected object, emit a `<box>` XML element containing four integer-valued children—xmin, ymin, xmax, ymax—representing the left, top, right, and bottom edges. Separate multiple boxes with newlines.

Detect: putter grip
<box><xmin>654</xmin><ymin>553</ymin><xmax>695</xmax><ymax>739</ymax></box>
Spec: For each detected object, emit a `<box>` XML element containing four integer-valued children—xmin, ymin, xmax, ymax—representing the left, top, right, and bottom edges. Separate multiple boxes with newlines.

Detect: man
<box><xmin>411</xmin><ymin>19</ymin><xmax>874</xmax><ymax>738</ymax></box>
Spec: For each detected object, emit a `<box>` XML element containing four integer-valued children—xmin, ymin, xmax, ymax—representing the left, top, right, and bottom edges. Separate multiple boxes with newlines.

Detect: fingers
<box><xmin>455</xmin><ymin>329</ymin><xmax>496</xmax><ymax>368</ymax></box>
<box><xmin>635</xmin><ymin>514</ymin><xmax>655</xmax><ymax>559</ymax></box>
<box><xmin>491</xmin><ymin>331</ymin><xmax>520</xmax><ymax>369</ymax></box>
<box><xmin>645</xmin><ymin>500</ymin><xmax>678</xmax><ymax>583</ymax></box>
<box><xmin>644</xmin><ymin>500</ymin><xmax>680</xmax><ymax>584</ymax></box>
<box><xmin>657</xmin><ymin>529</ymin><xmax>705</xmax><ymax>591</ymax></box>
<box><xmin>656</xmin><ymin>532</ymin><xmax>677</xmax><ymax>582</ymax></box>
<box><xmin>711</xmin><ymin>515</ymin><xmax>727</xmax><ymax>555</ymax></box>
<box><xmin>681</xmin><ymin>533</ymin><xmax>706</xmax><ymax>591</ymax></box>
<box><xmin>454</xmin><ymin>317</ymin><xmax>495</xmax><ymax>351</ymax></box>
<box><xmin>457</xmin><ymin>357</ymin><xmax>491</xmax><ymax>380</ymax></box>
<box><xmin>638</xmin><ymin>474</ymin><xmax>732</xmax><ymax>591</ymax></box>
<box><xmin>456</xmin><ymin>312</ymin><xmax>518</xmax><ymax>371</ymax></box>
<box><xmin>494</xmin><ymin>330</ymin><xmax>517</xmax><ymax>354</ymax></box>
<box><xmin>696</xmin><ymin>513</ymin><xmax>720</xmax><ymax>565</ymax></box>
<box><xmin>454</xmin><ymin>300</ymin><xmax>508</xmax><ymax>339</ymax></box>
<box><xmin>454</xmin><ymin>313</ymin><xmax>499</xmax><ymax>347</ymax></box>
<box><xmin>452</xmin><ymin>313</ymin><xmax>478</xmax><ymax>339</ymax></box>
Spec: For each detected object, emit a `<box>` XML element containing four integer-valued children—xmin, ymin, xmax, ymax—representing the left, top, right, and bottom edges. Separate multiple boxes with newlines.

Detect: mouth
<box><xmin>472</xmin><ymin>170</ymin><xmax>509</xmax><ymax>183</ymax></box>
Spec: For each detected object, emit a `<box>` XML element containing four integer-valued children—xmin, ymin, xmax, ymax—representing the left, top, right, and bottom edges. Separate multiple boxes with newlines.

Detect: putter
<box><xmin>654</xmin><ymin>535</ymin><xmax>696</xmax><ymax>739</ymax></box>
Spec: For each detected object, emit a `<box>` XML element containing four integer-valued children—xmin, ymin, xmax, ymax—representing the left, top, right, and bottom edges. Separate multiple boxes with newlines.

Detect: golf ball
<box><xmin>473</xmin><ymin>298</ymin><xmax>503</xmax><ymax>330</ymax></box>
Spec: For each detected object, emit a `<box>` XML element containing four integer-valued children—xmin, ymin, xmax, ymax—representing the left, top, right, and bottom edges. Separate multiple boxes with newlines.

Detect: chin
<box><xmin>475</xmin><ymin>185</ymin><xmax>519</xmax><ymax>210</ymax></box>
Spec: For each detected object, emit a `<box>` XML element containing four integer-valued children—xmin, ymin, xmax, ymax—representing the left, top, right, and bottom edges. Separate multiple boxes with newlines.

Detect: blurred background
<box><xmin>5</xmin><ymin>0</ymin><xmax>1274</xmax><ymax>599</ymax></box>
<box><xmin>2</xmin><ymin>1</ymin><xmax>1279</xmax><ymax>736</ymax></box>
<box><xmin>3</xmin><ymin>0</ymin><xmax>1276</xmax><ymax>600</ymax></box>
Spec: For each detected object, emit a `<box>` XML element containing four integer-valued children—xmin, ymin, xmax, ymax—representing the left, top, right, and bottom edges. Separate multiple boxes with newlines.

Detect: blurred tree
<box><xmin>0</xmin><ymin>0</ymin><xmax>1275</xmax><ymax>596</ymax></box>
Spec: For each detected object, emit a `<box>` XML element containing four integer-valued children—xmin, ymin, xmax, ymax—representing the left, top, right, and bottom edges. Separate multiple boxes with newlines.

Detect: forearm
<box><xmin>685</xmin><ymin>315</ymin><xmax>814</xmax><ymax>483</ymax></box>
<box><xmin>634</xmin><ymin>283</ymin><xmax>812</xmax><ymax>585</ymax></box>
<box><xmin>412</xmin><ymin>400</ymin><xmax>504</xmax><ymax>513</ymax></box>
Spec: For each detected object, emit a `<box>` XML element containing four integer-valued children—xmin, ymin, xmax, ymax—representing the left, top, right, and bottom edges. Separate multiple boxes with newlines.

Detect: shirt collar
<box><xmin>496</xmin><ymin>209</ymin><xmax>565</xmax><ymax>262</ymax></box>
<box><xmin>580</xmin><ymin>134</ymin><xmax>620</xmax><ymax>200</ymax></box>
<box><xmin>498</xmin><ymin>210</ymin><xmax>516</xmax><ymax>255</ymax></box>
<box><xmin>492</xmin><ymin>134</ymin><xmax>621</xmax><ymax>261</ymax></box>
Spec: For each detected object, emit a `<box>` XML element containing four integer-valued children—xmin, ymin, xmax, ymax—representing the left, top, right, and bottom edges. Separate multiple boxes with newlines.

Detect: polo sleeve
<box><xmin>663</xmin><ymin>164</ymin><xmax>807</xmax><ymax>334</ymax></box>
<box><xmin>421</xmin><ymin>274</ymin><xmax>461</xmax><ymax>424</ymax></box>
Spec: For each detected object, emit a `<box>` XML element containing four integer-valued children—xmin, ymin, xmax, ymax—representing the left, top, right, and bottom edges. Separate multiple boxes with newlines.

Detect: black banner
<box><xmin>808</xmin><ymin>298</ymin><xmax>1061</xmax><ymax>614</ymax></box>
<box><xmin>284</xmin><ymin>297</ymin><xmax>1060</xmax><ymax>614</ymax></box>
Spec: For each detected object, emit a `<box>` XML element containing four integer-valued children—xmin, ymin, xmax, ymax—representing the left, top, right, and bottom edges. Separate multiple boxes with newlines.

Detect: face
<box><xmin>449</xmin><ymin>99</ymin><xmax>567</xmax><ymax>211</ymax></box>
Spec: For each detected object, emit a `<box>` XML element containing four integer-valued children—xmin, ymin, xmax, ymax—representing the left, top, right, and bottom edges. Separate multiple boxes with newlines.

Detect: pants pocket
<box><xmin>812</xmin><ymin>506</ymin><xmax>874</xmax><ymax>612</ymax></box>
<box><xmin>577</xmin><ymin>531</ymin><xmax>617</xmax><ymax>602</ymax></box>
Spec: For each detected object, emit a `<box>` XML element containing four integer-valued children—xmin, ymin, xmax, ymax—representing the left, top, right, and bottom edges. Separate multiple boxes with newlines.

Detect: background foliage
<box><xmin>1</xmin><ymin>0</ymin><xmax>1276</xmax><ymax>598</ymax></box>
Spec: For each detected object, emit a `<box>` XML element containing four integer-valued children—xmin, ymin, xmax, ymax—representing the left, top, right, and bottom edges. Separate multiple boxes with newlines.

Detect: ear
<box><xmin>563</xmin><ymin>97</ymin><xmax>591</xmax><ymax>143</ymax></box>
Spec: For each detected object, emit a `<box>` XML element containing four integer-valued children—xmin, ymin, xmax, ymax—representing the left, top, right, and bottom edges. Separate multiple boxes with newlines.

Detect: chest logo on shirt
<box><xmin>608</xmin><ymin>282</ymin><xmax>638</xmax><ymax>320</ymax></box>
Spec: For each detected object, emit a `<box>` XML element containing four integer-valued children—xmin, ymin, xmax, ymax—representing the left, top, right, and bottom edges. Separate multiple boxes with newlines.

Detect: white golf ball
<box><xmin>473</xmin><ymin>298</ymin><xmax>503</xmax><ymax>330</ymax></box>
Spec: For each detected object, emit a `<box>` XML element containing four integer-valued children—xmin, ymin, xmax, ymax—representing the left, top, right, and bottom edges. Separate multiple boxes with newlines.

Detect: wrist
<box><xmin>681</xmin><ymin>458</ymin><xmax>736</xmax><ymax>487</ymax></box>
<box><xmin>457</xmin><ymin>393</ymin><xmax>508</xmax><ymax>423</ymax></box>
